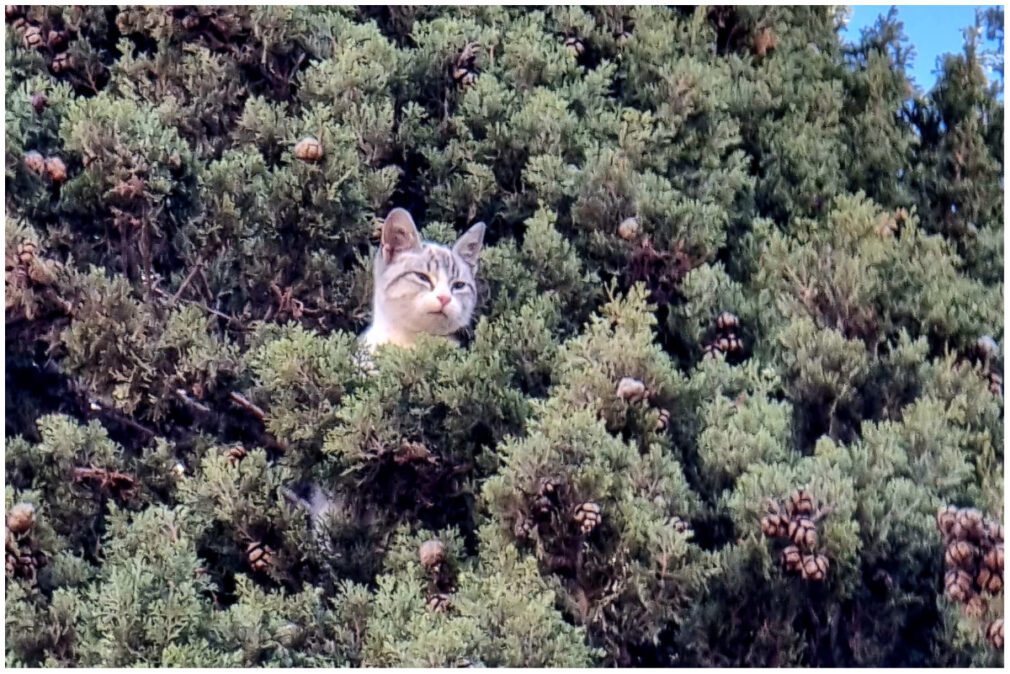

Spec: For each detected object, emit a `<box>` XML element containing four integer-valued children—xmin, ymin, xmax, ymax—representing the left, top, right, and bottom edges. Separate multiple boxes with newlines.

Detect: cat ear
<box><xmin>381</xmin><ymin>208</ymin><xmax>423</xmax><ymax>263</ymax></box>
<box><xmin>453</xmin><ymin>221</ymin><xmax>486</xmax><ymax>268</ymax></box>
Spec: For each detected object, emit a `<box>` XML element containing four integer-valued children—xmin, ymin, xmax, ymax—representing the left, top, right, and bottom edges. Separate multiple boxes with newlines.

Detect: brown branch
<box><xmin>228</xmin><ymin>391</ymin><xmax>266</xmax><ymax>422</ymax></box>
<box><xmin>72</xmin><ymin>465</ymin><xmax>140</xmax><ymax>498</ymax></box>
<box><xmin>175</xmin><ymin>388</ymin><xmax>211</xmax><ymax>414</ymax></box>
<box><xmin>85</xmin><ymin>398</ymin><xmax>157</xmax><ymax>439</ymax></box>
<box><xmin>151</xmin><ymin>286</ymin><xmax>244</xmax><ymax>326</ymax></box>
<box><xmin>197</xmin><ymin>268</ymin><xmax>215</xmax><ymax>304</ymax></box>
<box><xmin>170</xmin><ymin>261</ymin><xmax>204</xmax><ymax>305</ymax></box>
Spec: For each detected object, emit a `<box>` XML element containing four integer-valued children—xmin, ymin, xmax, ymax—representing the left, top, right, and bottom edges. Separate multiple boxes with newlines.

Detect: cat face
<box><xmin>372</xmin><ymin>208</ymin><xmax>485</xmax><ymax>338</ymax></box>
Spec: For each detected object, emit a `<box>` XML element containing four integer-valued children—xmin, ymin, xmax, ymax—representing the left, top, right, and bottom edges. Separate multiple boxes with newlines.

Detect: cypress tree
<box><xmin>5</xmin><ymin>6</ymin><xmax>1003</xmax><ymax>666</ymax></box>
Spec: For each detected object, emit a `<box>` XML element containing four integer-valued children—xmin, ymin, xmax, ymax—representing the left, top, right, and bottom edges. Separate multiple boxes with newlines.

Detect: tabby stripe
<box><xmin>385</xmin><ymin>271</ymin><xmax>430</xmax><ymax>292</ymax></box>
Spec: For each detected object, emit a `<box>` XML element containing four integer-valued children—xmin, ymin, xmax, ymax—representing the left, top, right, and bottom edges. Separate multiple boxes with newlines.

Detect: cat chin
<box><xmin>388</xmin><ymin>307</ymin><xmax>467</xmax><ymax>336</ymax></box>
<box><xmin>360</xmin><ymin>321</ymin><xmax>464</xmax><ymax>350</ymax></box>
<box><xmin>415</xmin><ymin>313</ymin><xmax>466</xmax><ymax>335</ymax></box>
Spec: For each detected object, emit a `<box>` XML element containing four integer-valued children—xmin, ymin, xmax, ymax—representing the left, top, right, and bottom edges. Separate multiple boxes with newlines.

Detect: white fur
<box><xmin>361</xmin><ymin>208</ymin><xmax>484</xmax><ymax>352</ymax></box>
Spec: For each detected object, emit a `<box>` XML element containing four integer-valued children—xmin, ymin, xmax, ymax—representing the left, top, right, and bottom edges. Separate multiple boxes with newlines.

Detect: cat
<box><xmin>361</xmin><ymin>207</ymin><xmax>485</xmax><ymax>351</ymax></box>
<box><xmin>289</xmin><ymin>209</ymin><xmax>486</xmax><ymax>532</ymax></box>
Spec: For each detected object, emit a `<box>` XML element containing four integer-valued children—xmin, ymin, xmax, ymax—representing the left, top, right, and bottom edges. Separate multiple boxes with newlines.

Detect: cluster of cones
<box><xmin>615</xmin><ymin>376</ymin><xmax>671</xmax><ymax>431</ymax></box>
<box><xmin>246</xmin><ymin>540</ymin><xmax>276</xmax><ymax>573</ymax></box>
<box><xmin>703</xmin><ymin>312</ymin><xmax>744</xmax><ymax>359</ymax></box>
<box><xmin>6</xmin><ymin>6</ymin><xmax>75</xmax><ymax>74</ymax></box>
<box><xmin>5</xmin><ymin>502</ymin><xmax>48</xmax><ymax>583</ymax></box>
<box><xmin>226</xmin><ymin>445</ymin><xmax>248</xmax><ymax>467</ymax></box>
<box><xmin>512</xmin><ymin>477</ymin><xmax>609</xmax><ymax>546</ymax></box>
<box><xmin>13</xmin><ymin>13</ymin><xmax>70</xmax><ymax>188</ymax></box>
<box><xmin>451</xmin><ymin>41</ymin><xmax>480</xmax><ymax>89</ymax></box>
<box><xmin>7</xmin><ymin>238</ymin><xmax>57</xmax><ymax>288</ymax></box>
<box><xmin>22</xmin><ymin>151</ymin><xmax>67</xmax><ymax>184</ymax></box>
<box><xmin>419</xmin><ymin>539</ymin><xmax>457</xmax><ymax>613</ymax></box>
<box><xmin>527</xmin><ymin>477</ymin><xmax>604</xmax><ymax>538</ymax></box>
<box><xmin>967</xmin><ymin>336</ymin><xmax>1002</xmax><ymax>399</ymax></box>
<box><xmin>563</xmin><ymin>35</ymin><xmax>585</xmax><ymax>56</ymax></box>
<box><xmin>936</xmin><ymin>505</ymin><xmax>1004</xmax><ymax>649</ymax></box>
<box><xmin>761</xmin><ymin>489</ymin><xmax>831</xmax><ymax>582</ymax></box>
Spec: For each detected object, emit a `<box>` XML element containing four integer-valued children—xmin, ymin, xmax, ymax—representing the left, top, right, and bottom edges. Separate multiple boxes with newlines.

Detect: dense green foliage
<box><xmin>5</xmin><ymin>5</ymin><xmax>1004</xmax><ymax>667</ymax></box>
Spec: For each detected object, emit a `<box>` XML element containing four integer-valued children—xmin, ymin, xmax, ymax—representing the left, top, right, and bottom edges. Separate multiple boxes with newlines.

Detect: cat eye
<box><xmin>413</xmin><ymin>272</ymin><xmax>433</xmax><ymax>287</ymax></box>
<box><xmin>451</xmin><ymin>281</ymin><xmax>468</xmax><ymax>291</ymax></box>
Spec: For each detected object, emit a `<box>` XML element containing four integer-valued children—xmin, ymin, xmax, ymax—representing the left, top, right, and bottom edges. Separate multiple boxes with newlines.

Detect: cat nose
<box><xmin>436</xmin><ymin>294</ymin><xmax>451</xmax><ymax>308</ymax></box>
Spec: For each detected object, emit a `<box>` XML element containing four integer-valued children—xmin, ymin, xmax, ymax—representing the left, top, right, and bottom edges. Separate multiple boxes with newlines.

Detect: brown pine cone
<box><xmin>419</xmin><ymin>539</ymin><xmax>446</xmax><ymax>570</ymax></box>
<box><xmin>957</xmin><ymin>508</ymin><xmax>985</xmax><ymax>541</ymax></box>
<box><xmin>294</xmin><ymin>137</ymin><xmax>323</xmax><ymax>162</ymax></box>
<box><xmin>22</xmin><ymin>24</ymin><xmax>43</xmax><ymax>49</ymax></box>
<box><xmin>246</xmin><ymin>541</ymin><xmax>274</xmax><ymax>572</ymax></box>
<box><xmin>51</xmin><ymin>52</ymin><xmax>74</xmax><ymax>74</ymax></box>
<box><xmin>47</xmin><ymin>29</ymin><xmax>68</xmax><ymax>49</ymax></box>
<box><xmin>16</xmin><ymin>240</ymin><xmax>37</xmax><ymax>264</ymax></box>
<box><xmin>563</xmin><ymin>35</ymin><xmax>585</xmax><ymax>56</ymax></box>
<box><xmin>788</xmin><ymin>517</ymin><xmax>818</xmax><ymax>551</ymax></box>
<box><xmin>536</xmin><ymin>477</ymin><xmax>562</xmax><ymax>504</ymax></box>
<box><xmin>30</xmin><ymin>92</ymin><xmax>47</xmax><ymax>113</ymax></box>
<box><xmin>532</xmin><ymin>495</ymin><xmax>553</xmax><ymax>517</ymax></box>
<box><xmin>944</xmin><ymin>568</ymin><xmax>974</xmax><ymax>603</ymax></box>
<box><xmin>753</xmin><ymin>27</ymin><xmax>778</xmax><ymax>57</ymax></box>
<box><xmin>654</xmin><ymin>408</ymin><xmax>670</xmax><ymax>432</ymax></box>
<box><xmin>538</xmin><ymin>477</ymin><xmax>557</xmax><ymax>496</ymax></box>
<box><xmin>45</xmin><ymin>156</ymin><xmax>67</xmax><ymax>182</ymax></box>
<box><xmin>760</xmin><ymin>513</ymin><xmax>788</xmax><ymax>539</ymax></box>
<box><xmin>781</xmin><ymin>545</ymin><xmax>802</xmax><ymax>573</ymax></box>
<box><xmin>800</xmin><ymin>554</ymin><xmax>829</xmax><ymax>582</ymax></box>
<box><xmin>616</xmin><ymin>376</ymin><xmax>648</xmax><ymax>402</ymax></box>
<box><xmin>963</xmin><ymin>594</ymin><xmax>987</xmax><ymax>619</ymax></box>
<box><xmin>945</xmin><ymin>540</ymin><xmax>978</xmax><ymax>569</ymax></box>
<box><xmin>985</xmin><ymin>520</ymin><xmax>1004</xmax><ymax>544</ymax></box>
<box><xmin>11</xmin><ymin>550</ymin><xmax>43</xmax><ymax>581</ymax></box>
<box><xmin>617</xmin><ymin>217</ymin><xmax>639</xmax><ymax>241</ymax></box>
<box><xmin>6</xmin><ymin>502</ymin><xmax>35</xmax><ymax>535</ymax></box>
<box><xmin>426</xmin><ymin>592</ymin><xmax>452</xmax><ymax>613</ymax></box>
<box><xmin>987</xmin><ymin>618</ymin><xmax>1004</xmax><ymax>650</ymax></box>
<box><xmin>27</xmin><ymin>258</ymin><xmax>55</xmax><ymax>285</ymax></box>
<box><xmin>787</xmin><ymin>489</ymin><xmax>816</xmax><ymax>518</ymax></box>
<box><xmin>983</xmin><ymin>543</ymin><xmax>1004</xmax><ymax>574</ymax></box>
<box><xmin>453</xmin><ymin>66</ymin><xmax>477</xmax><ymax>88</ymax></box>
<box><xmin>977</xmin><ymin>567</ymin><xmax>1003</xmax><ymax>595</ymax></box>
<box><xmin>670</xmin><ymin>516</ymin><xmax>690</xmax><ymax>534</ymax></box>
<box><xmin>715</xmin><ymin>311</ymin><xmax>740</xmax><ymax>333</ymax></box>
<box><xmin>396</xmin><ymin>440</ymin><xmax>435</xmax><ymax>465</ymax></box>
<box><xmin>225</xmin><ymin>445</ymin><xmax>247</xmax><ymax>467</ymax></box>
<box><xmin>573</xmin><ymin>501</ymin><xmax>602</xmax><ymax>535</ymax></box>
<box><xmin>24</xmin><ymin>150</ymin><xmax>45</xmax><ymax>175</ymax></box>
<box><xmin>936</xmin><ymin>505</ymin><xmax>959</xmax><ymax>539</ymax></box>
<box><xmin>989</xmin><ymin>371</ymin><xmax>1003</xmax><ymax>396</ymax></box>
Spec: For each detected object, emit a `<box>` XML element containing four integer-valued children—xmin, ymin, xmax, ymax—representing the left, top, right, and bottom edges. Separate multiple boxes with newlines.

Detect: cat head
<box><xmin>372</xmin><ymin>208</ymin><xmax>486</xmax><ymax>337</ymax></box>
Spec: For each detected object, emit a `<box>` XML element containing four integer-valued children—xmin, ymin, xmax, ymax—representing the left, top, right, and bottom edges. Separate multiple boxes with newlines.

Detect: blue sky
<box><xmin>841</xmin><ymin>5</ymin><xmax>1002</xmax><ymax>91</ymax></box>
